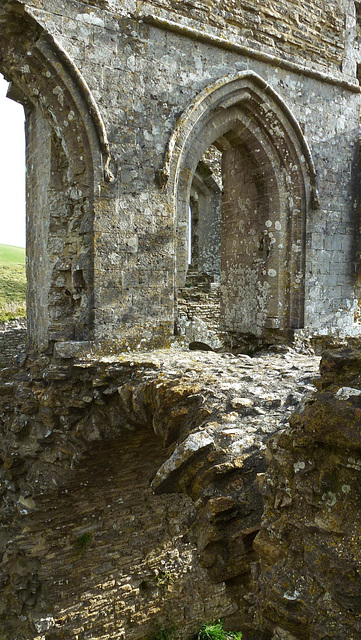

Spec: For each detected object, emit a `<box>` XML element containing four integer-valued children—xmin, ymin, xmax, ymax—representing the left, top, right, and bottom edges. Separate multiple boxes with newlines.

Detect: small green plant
<box><xmin>197</xmin><ymin>620</ymin><xmax>242</xmax><ymax>640</ymax></box>
<box><xmin>156</xmin><ymin>571</ymin><xmax>175</xmax><ymax>586</ymax></box>
<box><xmin>76</xmin><ymin>532</ymin><xmax>93</xmax><ymax>554</ymax></box>
<box><xmin>146</xmin><ymin>626</ymin><xmax>177</xmax><ymax>640</ymax></box>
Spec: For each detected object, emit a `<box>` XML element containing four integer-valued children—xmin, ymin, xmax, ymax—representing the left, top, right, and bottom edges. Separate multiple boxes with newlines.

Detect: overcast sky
<box><xmin>0</xmin><ymin>74</ymin><xmax>26</xmax><ymax>248</ymax></box>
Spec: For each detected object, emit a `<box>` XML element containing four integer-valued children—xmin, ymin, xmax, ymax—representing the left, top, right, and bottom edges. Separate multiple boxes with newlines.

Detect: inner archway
<box><xmin>164</xmin><ymin>71</ymin><xmax>318</xmax><ymax>343</ymax></box>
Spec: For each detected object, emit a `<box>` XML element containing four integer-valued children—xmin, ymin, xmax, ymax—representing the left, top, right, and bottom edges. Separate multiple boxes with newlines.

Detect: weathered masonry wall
<box><xmin>256</xmin><ymin>348</ymin><xmax>361</xmax><ymax>640</ymax></box>
<box><xmin>26</xmin><ymin>108</ymin><xmax>52</xmax><ymax>352</ymax></box>
<box><xmin>139</xmin><ymin>0</ymin><xmax>348</xmax><ymax>73</ymax></box>
<box><xmin>0</xmin><ymin>348</ymin><xmax>319</xmax><ymax>640</ymax></box>
<box><xmin>0</xmin><ymin>321</ymin><xmax>26</xmax><ymax>367</ymax></box>
<box><xmin>0</xmin><ymin>0</ymin><xmax>361</xmax><ymax>352</ymax></box>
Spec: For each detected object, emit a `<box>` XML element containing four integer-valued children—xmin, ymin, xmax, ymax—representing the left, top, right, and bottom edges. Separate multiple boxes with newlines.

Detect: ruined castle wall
<box><xmin>255</xmin><ymin>348</ymin><xmax>361</xmax><ymax>640</ymax></box>
<box><xmin>138</xmin><ymin>0</ymin><xmax>351</xmax><ymax>74</ymax></box>
<box><xmin>0</xmin><ymin>355</ymin><xmax>240</xmax><ymax>639</ymax></box>
<box><xmin>0</xmin><ymin>347</ymin><xmax>319</xmax><ymax>639</ymax></box>
<box><xmin>0</xmin><ymin>321</ymin><xmax>26</xmax><ymax>367</ymax></box>
<box><xmin>23</xmin><ymin>430</ymin><xmax>232</xmax><ymax>640</ymax></box>
<box><xmin>2</xmin><ymin>0</ymin><xmax>361</xmax><ymax>350</ymax></box>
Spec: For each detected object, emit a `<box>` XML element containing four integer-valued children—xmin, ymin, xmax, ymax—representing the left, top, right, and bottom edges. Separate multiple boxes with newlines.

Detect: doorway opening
<box><xmin>178</xmin><ymin>146</ymin><xmax>223</xmax><ymax>349</ymax></box>
<box><xmin>168</xmin><ymin>72</ymin><xmax>316</xmax><ymax>351</ymax></box>
<box><xmin>0</xmin><ymin>73</ymin><xmax>26</xmax><ymax>328</ymax></box>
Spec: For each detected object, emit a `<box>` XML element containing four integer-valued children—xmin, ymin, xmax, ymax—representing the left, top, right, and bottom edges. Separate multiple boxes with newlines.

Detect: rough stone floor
<box><xmin>93</xmin><ymin>345</ymin><xmax>321</xmax><ymax>454</ymax></box>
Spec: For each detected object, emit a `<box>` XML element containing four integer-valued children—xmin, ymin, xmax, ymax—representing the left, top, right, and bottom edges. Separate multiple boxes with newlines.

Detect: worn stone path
<box><xmin>91</xmin><ymin>345</ymin><xmax>320</xmax><ymax>462</ymax></box>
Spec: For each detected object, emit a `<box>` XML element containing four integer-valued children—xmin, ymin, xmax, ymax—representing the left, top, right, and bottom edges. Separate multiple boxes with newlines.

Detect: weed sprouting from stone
<box><xmin>197</xmin><ymin>620</ymin><xmax>242</xmax><ymax>640</ymax></box>
<box><xmin>156</xmin><ymin>571</ymin><xmax>175</xmax><ymax>586</ymax></box>
<box><xmin>76</xmin><ymin>532</ymin><xmax>92</xmax><ymax>554</ymax></box>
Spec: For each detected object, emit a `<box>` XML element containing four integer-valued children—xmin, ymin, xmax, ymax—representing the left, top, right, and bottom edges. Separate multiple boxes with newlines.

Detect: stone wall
<box><xmin>0</xmin><ymin>348</ymin><xmax>319</xmax><ymax>639</ymax></box>
<box><xmin>255</xmin><ymin>347</ymin><xmax>361</xmax><ymax>640</ymax></box>
<box><xmin>0</xmin><ymin>0</ymin><xmax>360</xmax><ymax>354</ymax></box>
<box><xmin>0</xmin><ymin>320</ymin><xmax>26</xmax><ymax>367</ymax></box>
<box><xmin>177</xmin><ymin>274</ymin><xmax>223</xmax><ymax>349</ymax></box>
<box><xmin>2</xmin><ymin>5</ymin><xmax>361</xmax><ymax>639</ymax></box>
<box><xmin>139</xmin><ymin>0</ymin><xmax>348</xmax><ymax>73</ymax></box>
<box><xmin>3</xmin><ymin>328</ymin><xmax>361</xmax><ymax>640</ymax></box>
<box><xmin>24</xmin><ymin>430</ymin><xmax>233</xmax><ymax>640</ymax></box>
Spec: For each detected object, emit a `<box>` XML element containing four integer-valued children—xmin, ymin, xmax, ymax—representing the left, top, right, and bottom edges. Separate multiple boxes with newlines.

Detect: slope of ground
<box><xmin>0</xmin><ymin>243</ymin><xmax>26</xmax><ymax>321</ymax></box>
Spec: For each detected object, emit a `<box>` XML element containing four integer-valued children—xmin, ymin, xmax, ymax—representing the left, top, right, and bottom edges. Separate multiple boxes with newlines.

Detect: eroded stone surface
<box><xmin>256</xmin><ymin>347</ymin><xmax>361</xmax><ymax>639</ymax></box>
<box><xmin>0</xmin><ymin>320</ymin><xmax>26</xmax><ymax>367</ymax></box>
<box><xmin>2</xmin><ymin>1</ymin><xmax>361</xmax><ymax>637</ymax></box>
<box><xmin>0</xmin><ymin>0</ymin><xmax>361</xmax><ymax>354</ymax></box>
<box><xmin>0</xmin><ymin>347</ymin><xmax>319</xmax><ymax>639</ymax></box>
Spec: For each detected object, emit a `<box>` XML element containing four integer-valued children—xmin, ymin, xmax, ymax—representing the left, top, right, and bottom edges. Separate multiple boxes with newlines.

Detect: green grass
<box><xmin>0</xmin><ymin>244</ymin><xmax>26</xmax><ymax>322</ymax></box>
<box><xmin>197</xmin><ymin>621</ymin><xmax>242</xmax><ymax>640</ymax></box>
<box><xmin>146</xmin><ymin>621</ymin><xmax>242</xmax><ymax>640</ymax></box>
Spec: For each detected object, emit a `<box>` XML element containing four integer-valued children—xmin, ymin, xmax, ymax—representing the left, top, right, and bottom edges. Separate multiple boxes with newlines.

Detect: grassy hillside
<box><xmin>0</xmin><ymin>244</ymin><xmax>26</xmax><ymax>322</ymax></box>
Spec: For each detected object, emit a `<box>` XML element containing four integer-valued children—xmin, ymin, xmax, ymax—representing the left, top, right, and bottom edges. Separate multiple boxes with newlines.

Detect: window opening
<box><xmin>188</xmin><ymin>204</ymin><xmax>192</xmax><ymax>265</ymax></box>
<box><xmin>357</xmin><ymin>62</ymin><xmax>361</xmax><ymax>84</ymax></box>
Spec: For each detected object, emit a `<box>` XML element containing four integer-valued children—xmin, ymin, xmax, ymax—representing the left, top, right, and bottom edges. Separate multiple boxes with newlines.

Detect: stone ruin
<box><xmin>2</xmin><ymin>1</ymin><xmax>361</xmax><ymax>639</ymax></box>
<box><xmin>2</xmin><ymin>0</ymin><xmax>361</xmax><ymax>355</ymax></box>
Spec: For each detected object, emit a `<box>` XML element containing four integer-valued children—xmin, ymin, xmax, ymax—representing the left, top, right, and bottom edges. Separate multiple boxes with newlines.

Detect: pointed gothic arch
<box><xmin>162</xmin><ymin>71</ymin><xmax>318</xmax><ymax>337</ymax></box>
<box><xmin>0</xmin><ymin>0</ymin><xmax>112</xmax><ymax>352</ymax></box>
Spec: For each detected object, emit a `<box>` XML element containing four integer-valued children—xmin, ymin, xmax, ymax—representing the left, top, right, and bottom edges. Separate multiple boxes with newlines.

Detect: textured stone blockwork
<box><xmin>0</xmin><ymin>348</ymin><xmax>319</xmax><ymax>639</ymax></box>
<box><xmin>0</xmin><ymin>320</ymin><xmax>26</xmax><ymax>367</ymax></box>
<box><xmin>2</xmin><ymin>1</ymin><xmax>361</xmax><ymax>639</ymax></box>
<box><xmin>0</xmin><ymin>0</ymin><xmax>360</xmax><ymax>354</ymax></box>
<box><xmin>255</xmin><ymin>348</ymin><xmax>361</xmax><ymax>639</ymax></box>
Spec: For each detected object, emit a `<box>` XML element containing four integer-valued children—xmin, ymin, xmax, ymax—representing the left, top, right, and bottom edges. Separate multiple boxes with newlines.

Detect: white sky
<box><xmin>0</xmin><ymin>74</ymin><xmax>26</xmax><ymax>248</ymax></box>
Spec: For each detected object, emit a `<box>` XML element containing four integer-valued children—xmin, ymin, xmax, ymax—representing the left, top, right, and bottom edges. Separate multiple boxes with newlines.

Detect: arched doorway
<box><xmin>0</xmin><ymin>73</ymin><xmax>26</xmax><ymax>331</ymax></box>
<box><xmin>164</xmin><ymin>71</ymin><xmax>318</xmax><ymax>342</ymax></box>
<box><xmin>0</xmin><ymin>2</ymin><xmax>112</xmax><ymax>353</ymax></box>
